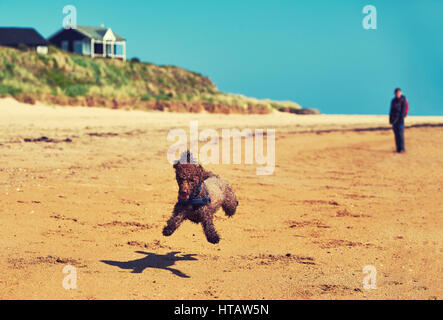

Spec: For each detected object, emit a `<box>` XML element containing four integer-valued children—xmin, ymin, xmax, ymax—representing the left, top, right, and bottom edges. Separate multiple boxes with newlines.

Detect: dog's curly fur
<box><xmin>162</xmin><ymin>152</ymin><xmax>238</xmax><ymax>244</ymax></box>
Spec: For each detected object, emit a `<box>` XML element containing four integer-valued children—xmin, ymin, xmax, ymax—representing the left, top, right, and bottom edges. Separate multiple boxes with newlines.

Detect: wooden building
<box><xmin>48</xmin><ymin>26</ymin><xmax>126</xmax><ymax>60</ymax></box>
<box><xmin>0</xmin><ymin>27</ymin><xmax>48</xmax><ymax>54</ymax></box>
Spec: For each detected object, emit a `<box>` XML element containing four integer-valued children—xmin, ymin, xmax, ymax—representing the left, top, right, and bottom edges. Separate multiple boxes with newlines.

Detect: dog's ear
<box><xmin>198</xmin><ymin>165</ymin><xmax>211</xmax><ymax>180</ymax></box>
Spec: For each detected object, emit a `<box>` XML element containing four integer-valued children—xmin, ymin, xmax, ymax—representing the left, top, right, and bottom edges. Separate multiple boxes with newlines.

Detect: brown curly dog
<box><xmin>162</xmin><ymin>151</ymin><xmax>238</xmax><ymax>244</ymax></box>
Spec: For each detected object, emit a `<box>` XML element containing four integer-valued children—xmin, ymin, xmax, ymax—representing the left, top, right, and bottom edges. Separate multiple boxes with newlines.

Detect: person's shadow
<box><xmin>101</xmin><ymin>251</ymin><xmax>198</xmax><ymax>278</ymax></box>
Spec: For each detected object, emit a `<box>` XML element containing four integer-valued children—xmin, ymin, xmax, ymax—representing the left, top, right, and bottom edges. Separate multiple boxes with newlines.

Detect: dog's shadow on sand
<box><xmin>101</xmin><ymin>251</ymin><xmax>198</xmax><ymax>278</ymax></box>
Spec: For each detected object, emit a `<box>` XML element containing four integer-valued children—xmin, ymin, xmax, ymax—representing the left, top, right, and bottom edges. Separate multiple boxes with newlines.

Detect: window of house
<box><xmin>83</xmin><ymin>40</ymin><xmax>91</xmax><ymax>55</ymax></box>
<box><xmin>61</xmin><ymin>41</ymin><xmax>69</xmax><ymax>51</ymax></box>
<box><xmin>73</xmin><ymin>41</ymin><xmax>83</xmax><ymax>54</ymax></box>
<box><xmin>106</xmin><ymin>43</ymin><xmax>113</xmax><ymax>56</ymax></box>
<box><xmin>115</xmin><ymin>44</ymin><xmax>123</xmax><ymax>56</ymax></box>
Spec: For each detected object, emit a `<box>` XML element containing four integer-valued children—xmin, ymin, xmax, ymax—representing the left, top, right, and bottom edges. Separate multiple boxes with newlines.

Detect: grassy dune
<box><xmin>0</xmin><ymin>46</ymin><xmax>318</xmax><ymax>114</ymax></box>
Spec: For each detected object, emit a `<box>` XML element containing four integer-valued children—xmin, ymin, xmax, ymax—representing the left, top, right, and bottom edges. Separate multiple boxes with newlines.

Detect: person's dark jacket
<box><xmin>390</xmin><ymin>95</ymin><xmax>409</xmax><ymax>125</ymax></box>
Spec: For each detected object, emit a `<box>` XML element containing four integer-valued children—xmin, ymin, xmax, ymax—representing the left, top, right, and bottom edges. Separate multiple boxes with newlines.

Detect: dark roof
<box><xmin>0</xmin><ymin>27</ymin><xmax>48</xmax><ymax>46</ymax></box>
<box><xmin>76</xmin><ymin>26</ymin><xmax>125</xmax><ymax>41</ymax></box>
<box><xmin>49</xmin><ymin>26</ymin><xmax>126</xmax><ymax>42</ymax></box>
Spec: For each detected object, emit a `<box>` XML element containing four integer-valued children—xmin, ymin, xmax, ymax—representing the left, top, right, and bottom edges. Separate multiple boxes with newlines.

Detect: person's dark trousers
<box><xmin>392</xmin><ymin>123</ymin><xmax>405</xmax><ymax>152</ymax></box>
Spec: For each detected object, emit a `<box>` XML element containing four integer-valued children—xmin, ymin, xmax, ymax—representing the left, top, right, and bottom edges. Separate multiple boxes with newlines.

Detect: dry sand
<box><xmin>0</xmin><ymin>98</ymin><xmax>442</xmax><ymax>299</ymax></box>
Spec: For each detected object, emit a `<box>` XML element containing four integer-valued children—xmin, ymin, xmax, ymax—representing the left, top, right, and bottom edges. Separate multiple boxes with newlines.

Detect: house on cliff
<box><xmin>48</xmin><ymin>25</ymin><xmax>126</xmax><ymax>60</ymax></box>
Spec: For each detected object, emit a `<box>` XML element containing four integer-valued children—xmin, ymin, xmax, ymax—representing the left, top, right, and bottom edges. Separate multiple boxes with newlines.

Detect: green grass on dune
<box><xmin>0</xmin><ymin>45</ymin><xmax>315</xmax><ymax>114</ymax></box>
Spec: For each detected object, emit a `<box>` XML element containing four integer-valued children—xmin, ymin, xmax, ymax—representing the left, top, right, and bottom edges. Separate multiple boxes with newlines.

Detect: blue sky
<box><xmin>1</xmin><ymin>0</ymin><xmax>442</xmax><ymax>115</ymax></box>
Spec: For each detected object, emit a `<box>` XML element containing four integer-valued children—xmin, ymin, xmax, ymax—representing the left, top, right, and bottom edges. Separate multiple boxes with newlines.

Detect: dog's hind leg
<box><xmin>162</xmin><ymin>204</ymin><xmax>186</xmax><ymax>237</ymax></box>
<box><xmin>222</xmin><ymin>184</ymin><xmax>238</xmax><ymax>217</ymax></box>
<box><xmin>201</xmin><ymin>216</ymin><xmax>220</xmax><ymax>244</ymax></box>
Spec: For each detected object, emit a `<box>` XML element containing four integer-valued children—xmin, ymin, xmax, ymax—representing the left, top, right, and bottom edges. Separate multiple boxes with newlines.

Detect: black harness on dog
<box><xmin>177</xmin><ymin>182</ymin><xmax>211</xmax><ymax>206</ymax></box>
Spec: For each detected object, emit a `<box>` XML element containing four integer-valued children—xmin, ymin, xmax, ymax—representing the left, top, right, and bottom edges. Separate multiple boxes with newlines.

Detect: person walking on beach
<box><xmin>389</xmin><ymin>88</ymin><xmax>409</xmax><ymax>153</ymax></box>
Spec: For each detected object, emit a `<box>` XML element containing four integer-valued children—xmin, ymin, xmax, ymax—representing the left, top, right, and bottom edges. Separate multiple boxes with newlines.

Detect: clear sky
<box><xmin>1</xmin><ymin>0</ymin><xmax>442</xmax><ymax>115</ymax></box>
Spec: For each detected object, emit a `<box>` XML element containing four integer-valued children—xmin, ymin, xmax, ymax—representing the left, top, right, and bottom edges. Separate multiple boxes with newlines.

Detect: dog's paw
<box><xmin>207</xmin><ymin>234</ymin><xmax>220</xmax><ymax>244</ymax></box>
<box><xmin>162</xmin><ymin>226</ymin><xmax>174</xmax><ymax>236</ymax></box>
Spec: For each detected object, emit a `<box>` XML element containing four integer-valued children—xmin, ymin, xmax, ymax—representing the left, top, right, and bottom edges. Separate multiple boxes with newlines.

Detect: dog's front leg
<box><xmin>201</xmin><ymin>216</ymin><xmax>220</xmax><ymax>244</ymax></box>
<box><xmin>162</xmin><ymin>204</ymin><xmax>186</xmax><ymax>237</ymax></box>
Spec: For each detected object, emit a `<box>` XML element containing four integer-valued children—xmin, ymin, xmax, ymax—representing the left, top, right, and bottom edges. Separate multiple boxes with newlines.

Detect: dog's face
<box><xmin>174</xmin><ymin>163</ymin><xmax>206</xmax><ymax>201</ymax></box>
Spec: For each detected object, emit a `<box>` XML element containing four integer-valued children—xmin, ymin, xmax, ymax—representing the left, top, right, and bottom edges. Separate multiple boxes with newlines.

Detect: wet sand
<box><xmin>0</xmin><ymin>98</ymin><xmax>442</xmax><ymax>299</ymax></box>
